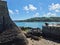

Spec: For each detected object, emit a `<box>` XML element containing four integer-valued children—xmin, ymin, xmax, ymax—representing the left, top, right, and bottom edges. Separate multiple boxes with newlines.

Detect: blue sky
<box><xmin>6</xmin><ymin>0</ymin><xmax>60</xmax><ymax>20</ymax></box>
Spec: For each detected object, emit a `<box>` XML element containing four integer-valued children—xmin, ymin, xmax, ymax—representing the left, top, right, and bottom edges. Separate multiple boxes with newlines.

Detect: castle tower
<box><xmin>0</xmin><ymin>1</ymin><xmax>28</xmax><ymax>45</ymax></box>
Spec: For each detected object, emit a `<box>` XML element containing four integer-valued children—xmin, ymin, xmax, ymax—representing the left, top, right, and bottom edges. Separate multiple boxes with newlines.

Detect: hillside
<box><xmin>14</xmin><ymin>17</ymin><xmax>60</xmax><ymax>22</ymax></box>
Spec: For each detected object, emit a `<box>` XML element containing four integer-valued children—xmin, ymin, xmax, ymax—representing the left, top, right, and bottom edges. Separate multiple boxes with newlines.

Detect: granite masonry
<box><xmin>0</xmin><ymin>0</ymin><xmax>28</xmax><ymax>45</ymax></box>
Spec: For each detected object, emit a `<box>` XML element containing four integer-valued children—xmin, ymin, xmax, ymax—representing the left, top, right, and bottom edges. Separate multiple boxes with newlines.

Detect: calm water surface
<box><xmin>14</xmin><ymin>22</ymin><xmax>60</xmax><ymax>29</ymax></box>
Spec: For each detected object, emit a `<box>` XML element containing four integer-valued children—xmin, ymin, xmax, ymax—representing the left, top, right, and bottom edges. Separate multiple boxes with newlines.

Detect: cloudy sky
<box><xmin>6</xmin><ymin>0</ymin><xmax>60</xmax><ymax>20</ymax></box>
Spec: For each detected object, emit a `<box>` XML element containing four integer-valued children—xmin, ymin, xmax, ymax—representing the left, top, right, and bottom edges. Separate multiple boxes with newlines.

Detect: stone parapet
<box><xmin>42</xmin><ymin>25</ymin><xmax>60</xmax><ymax>39</ymax></box>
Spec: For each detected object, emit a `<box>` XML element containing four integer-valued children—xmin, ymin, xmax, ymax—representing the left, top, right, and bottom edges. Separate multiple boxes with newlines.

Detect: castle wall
<box><xmin>42</xmin><ymin>26</ymin><xmax>60</xmax><ymax>39</ymax></box>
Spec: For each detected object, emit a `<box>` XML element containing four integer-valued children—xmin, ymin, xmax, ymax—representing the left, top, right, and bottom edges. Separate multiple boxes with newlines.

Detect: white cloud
<box><xmin>24</xmin><ymin>4</ymin><xmax>37</xmax><ymax>11</ymax></box>
<box><xmin>15</xmin><ymin>10</ymin><xmax>20</xmax><ymax>14</ymax></box>
<box><xmin>33</xmin><ymin>13</ymin><xmax>39</xmax><ymax>17</ymax></box>
<box><xmin>43</xmin><ymin>12</ymin><xmax>56</xmax><ymax>17</ymax></box>
<box><xmin>49</xmin><ymin>3</ymin><xmax>60</xmax><ymax>12</ymax></box>
<box><xmin>9</xmin><ymin>9</ymin><xmax>14</xmax><ymax>14</ymax></box>
<box><xmin>24</xmin><ymin>6</ymin><xmax>29</xmax><ymax>11</ymax></box>
<box><xmin>9</xmin><ymin>9</ymin><xmax>20</xmax><ymax>15</ymax></box>
<box><xmin>29</xmin><ymin>4</ymin><xmax>37</xmax><ymax>11</ymax></box>
<box><xmin>55</xmin><ymin>10</ymin><xmax>60</xmax><ymax>12</ymax></box>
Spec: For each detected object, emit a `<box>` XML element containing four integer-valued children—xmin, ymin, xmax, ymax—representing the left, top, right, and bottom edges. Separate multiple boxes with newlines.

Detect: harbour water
<box><xmin>14</xmin><ymin>22</ymin><xmax>60</xmax><ymax>29</ymax></box>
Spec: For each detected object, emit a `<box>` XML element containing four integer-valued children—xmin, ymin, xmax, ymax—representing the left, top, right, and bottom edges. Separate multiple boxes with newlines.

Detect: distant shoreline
<box><xmin>14</xmin><ymin>17</ymin><xmax>60</xmax><ymax>22</ymax></box>
<box><xmin>14</xmin><ymin>20</ymin><xmax>60</xmax><ymax>22</ymax></box>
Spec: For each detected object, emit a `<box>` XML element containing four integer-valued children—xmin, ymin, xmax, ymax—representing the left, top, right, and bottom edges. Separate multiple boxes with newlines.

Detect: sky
<box><xmin>5</xmin><ymin>0</ymin><xmax>60</xmax><ymax>20</ymax></box>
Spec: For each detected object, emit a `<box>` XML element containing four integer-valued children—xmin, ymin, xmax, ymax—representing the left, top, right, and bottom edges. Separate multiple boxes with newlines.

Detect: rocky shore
<box><xmin>27</xmin><ymin>38</ymin><xmax>60</xmax><ymax>45</ymax></box>
<box><xmin>21</xmin><ymin>27</ymin><xmax>60</xmax><ymax>45</ymax></box>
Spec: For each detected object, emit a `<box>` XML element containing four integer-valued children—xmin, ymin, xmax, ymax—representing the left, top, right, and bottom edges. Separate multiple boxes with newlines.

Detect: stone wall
<box><xmin>42</xmin><ymin>26</ymin><xmax>60</xmax><ymax>39</ymax></box>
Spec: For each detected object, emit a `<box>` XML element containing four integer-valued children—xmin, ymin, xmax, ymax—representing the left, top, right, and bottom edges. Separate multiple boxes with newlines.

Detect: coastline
<box><xmin>22</xmin><ymin>30</ymin><xmax>60</xmax><ymax>45</ymax></box>
<box><xmin>20</xmin><ymin>27</ymin><xmax>60</xmax><ymax>45</ymax></box>
<box><xmin>27</xmin><ymin>38</ymin><xmax>60</xmax><ymax>45</ymax></box>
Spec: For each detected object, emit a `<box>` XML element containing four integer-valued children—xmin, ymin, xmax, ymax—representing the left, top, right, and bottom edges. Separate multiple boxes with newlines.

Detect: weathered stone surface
<box><xmin>25</xmin><ymin>29</ymin><xmax>42</xmax><ymax>40</ymax></box>
<box><xmin>0</xmin><ymin>1</ymin><xmax>28</xmax><ymax>45</ymax></box>
<box><xmin>42</xmin><ymin>25</ymin><xmax>60</xmax><ymax>40</ymax></box>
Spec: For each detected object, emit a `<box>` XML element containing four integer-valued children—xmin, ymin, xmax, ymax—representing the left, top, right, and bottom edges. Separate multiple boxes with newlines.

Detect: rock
<box><xmin>25</xmin><ymin>33</ymin><xmax>32</xmax><ymax>38</ymax></box>
<box><xmin>0</xmin><ymin>1</ymin><xmax>28</xmax><ymax>45</ymax></box>
<box><xmin>25</xmin><ymin>28</ymin><xmax>42</xmax><ymax>40</ymax></box>
<box><xmin>31</xmin><ymin>29</ymin><xmax>42</xmax><ymax>37</ymax></box>
<box><xmin>26</xmin><ymin>28</ymin><xmax>42</xmax><ymax>37</ymax></box>
<box><xmin>31</xmin><ymin>35</ymin><xmax>40</xmax><ymax>40</ymax></box>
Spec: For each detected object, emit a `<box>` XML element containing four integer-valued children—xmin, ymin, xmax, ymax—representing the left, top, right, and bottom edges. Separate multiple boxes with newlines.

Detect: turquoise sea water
<box><xmin>14</xmin><ymin>22</ymin><xmax>60</xmax><ymax>29</ymax></box>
